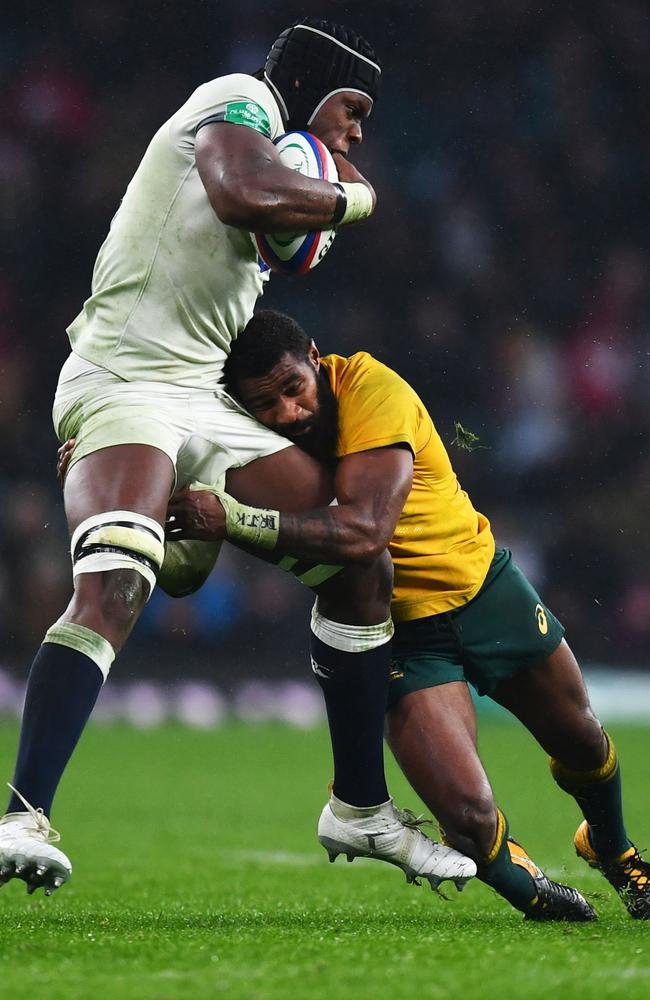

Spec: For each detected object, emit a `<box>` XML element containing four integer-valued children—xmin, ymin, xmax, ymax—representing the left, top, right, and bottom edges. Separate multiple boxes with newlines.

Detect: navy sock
<box><xmin>310</xmin><ymin>633</ymin><xmax>390</xmax><ymax>807</ymax></box>
<box><xmin>7</xmin><ymin>643</ymin><xmax>104</xmax><ymax>817</ymax></box>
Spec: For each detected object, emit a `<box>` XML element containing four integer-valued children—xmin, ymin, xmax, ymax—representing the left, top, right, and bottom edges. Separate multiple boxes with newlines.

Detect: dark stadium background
<box><xmin>2</xmin><ymin>0</ymin><xmax>649</xmax><ymax>692</ymax></box>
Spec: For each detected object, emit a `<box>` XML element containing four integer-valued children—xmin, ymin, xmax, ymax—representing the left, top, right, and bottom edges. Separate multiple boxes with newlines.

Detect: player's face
<box><xmin>238</xmin><ymin>349</ymin><xmax>338</xmax><ymax>460</ymax></box>
<box><xmin>309</xmin><ymin>91</ymin><xmax>372</xmax><ymax>156</ymax></box>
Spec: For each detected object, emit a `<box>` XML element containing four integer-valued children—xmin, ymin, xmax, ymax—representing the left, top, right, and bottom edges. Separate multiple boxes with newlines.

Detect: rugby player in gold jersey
<box><xmin>162</xmin><ymin>309</ymin><xmax>650</xmax><ymax>922</ymax></box>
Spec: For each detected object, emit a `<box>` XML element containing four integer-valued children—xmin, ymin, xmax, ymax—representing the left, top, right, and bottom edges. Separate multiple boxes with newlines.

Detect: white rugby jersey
<box><xmin>67</xmin><ymin>75</ymin><xmax>284</xmax><ymax>388</ymax></box>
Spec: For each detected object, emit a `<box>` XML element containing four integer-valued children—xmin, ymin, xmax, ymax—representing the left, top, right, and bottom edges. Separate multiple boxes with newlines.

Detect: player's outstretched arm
<box><xmin>195</xmin><ymin>123</ymin><xmax>375</xmax><ymax>233</ymax></box>
<box><xmin>166</xmin><ymin>445</ymin><xmax>413</xmax><ymax>566</ymax></box>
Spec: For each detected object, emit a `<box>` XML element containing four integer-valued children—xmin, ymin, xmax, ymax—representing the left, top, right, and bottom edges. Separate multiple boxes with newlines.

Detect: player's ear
<box><xmin>308</xmin><ymin>340</ymin><xmax>320</xmax><ymax>371</ymax></box>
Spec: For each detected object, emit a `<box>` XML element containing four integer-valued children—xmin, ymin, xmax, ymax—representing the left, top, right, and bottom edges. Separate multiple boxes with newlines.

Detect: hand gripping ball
<box><xmin>255</xmin><ymin>132</ymin><xmax>338</xmax><ymax>275</ymax></box>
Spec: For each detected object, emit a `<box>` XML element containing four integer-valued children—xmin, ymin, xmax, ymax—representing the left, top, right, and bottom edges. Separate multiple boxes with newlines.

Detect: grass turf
<box><xmin>0</xmin><ymin>719</ymin><xmax>648</xmax><ymax>1000</ymax></box>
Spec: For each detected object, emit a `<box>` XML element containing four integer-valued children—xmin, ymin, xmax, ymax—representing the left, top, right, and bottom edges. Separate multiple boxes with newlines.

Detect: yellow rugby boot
<box><xmin>508</xmin><ymin>839</ymin><xmax>597</xmax><ymax>922</ymax></box>
<box><xmin>575</xmin><ymin>820</ymin><xmax>650</xmax><ymax>919</ymax></box>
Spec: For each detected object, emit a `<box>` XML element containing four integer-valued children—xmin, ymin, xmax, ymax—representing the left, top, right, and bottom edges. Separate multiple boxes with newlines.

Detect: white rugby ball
<box><xmin>255</xmin><ymin>132</ymin><xmax>338</xmax><ymax>276</ymax></box>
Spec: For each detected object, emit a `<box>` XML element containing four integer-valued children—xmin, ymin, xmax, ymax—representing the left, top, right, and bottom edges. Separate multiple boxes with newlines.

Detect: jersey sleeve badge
<box><xmin>222</xmin><ymin>101</ymin><xmax>272</xmax><ymax>137</ymax></box>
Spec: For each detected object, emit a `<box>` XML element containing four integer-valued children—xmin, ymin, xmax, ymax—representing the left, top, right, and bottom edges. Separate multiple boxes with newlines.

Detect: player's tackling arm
<box><xmin>195</xmin><ymin>124</ymin><xmax>375</xmax><ymax>232</ymax></box>
<box><xmin>166</xmin><ymin>445</ymin><xmax>413</xmax><ymax>566</ymax></box>
<box><xmin>277</xmin><ymin>445</ymin><xmax>413</xmax><ymax>563</ymax></box>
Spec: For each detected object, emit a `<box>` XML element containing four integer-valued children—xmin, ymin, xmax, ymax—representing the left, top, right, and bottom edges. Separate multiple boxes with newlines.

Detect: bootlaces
<box><xmin>608</xmin><ymin>851</ymin><xmax>649</xmax><ymax>887</ymax></box>
<box><xmin>395</xmin><ymin>807</ymin><xmax>433</xmax><ymax>830</ymax></box>
<box><xmin>4</xmin><ymin>783</ymin><xmax>61</xmax><ymax>844</ymax></box>
<box><xmin>596</xmin><ymin>844</ymin><xmax>647</xmax><ymax>877</ymax></box>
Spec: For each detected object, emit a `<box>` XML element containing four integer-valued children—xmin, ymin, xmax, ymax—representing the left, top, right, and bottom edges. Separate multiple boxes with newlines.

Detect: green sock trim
<box><xmin>44</xmin><ymin>621</ymin><xmax>114</xmax><ymax>681</ymax></box>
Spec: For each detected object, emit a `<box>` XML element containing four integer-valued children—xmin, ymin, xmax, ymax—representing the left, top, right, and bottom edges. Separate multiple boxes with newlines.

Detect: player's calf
<box><xmin>3</xmin><ymin>511</ymin><xmax>163</xmax><ymax>838</ymax></box>
<box><xmin>436</xmin><ymin>788</ymin><xmax>498</xmax><ymax>861</ymax></box>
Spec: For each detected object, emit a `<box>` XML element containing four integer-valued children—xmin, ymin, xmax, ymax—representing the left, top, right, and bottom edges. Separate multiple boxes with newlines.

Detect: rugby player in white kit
<box><xmin>0</xmin><ymin>18</ymin><xmax>474</xmax><ymax>897</ymax></box>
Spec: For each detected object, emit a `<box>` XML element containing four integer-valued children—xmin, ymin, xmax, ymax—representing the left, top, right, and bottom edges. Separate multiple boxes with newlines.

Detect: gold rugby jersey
<box><xmin>320</xmin><ymin>352</ymin><xmax>495</xmax><ymax>622</ymax></box>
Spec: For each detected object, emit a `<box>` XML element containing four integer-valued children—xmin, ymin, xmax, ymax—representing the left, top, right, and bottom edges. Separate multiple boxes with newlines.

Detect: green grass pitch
<box><xmin>0</xmin><ymin>719</ymin><xmax>648</xmax><ymax>1000</ymax></box>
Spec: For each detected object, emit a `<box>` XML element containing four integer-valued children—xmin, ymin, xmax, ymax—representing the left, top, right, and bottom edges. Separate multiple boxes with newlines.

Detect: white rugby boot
<box><xmin>318</xmin><ymin>793</ymin><xmax>477</xmax><ymax>891</ymax></box>
<box><xmin>0</xmin><ymin>785</ymin><xmax>71</xmax><ymax>895</ymax></box>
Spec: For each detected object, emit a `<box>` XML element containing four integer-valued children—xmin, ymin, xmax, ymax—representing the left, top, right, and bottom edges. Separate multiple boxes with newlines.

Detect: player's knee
<box><xmin>578</xmin><ymin>707</ymin><xmax>607</xmax><ymax>758</ymax></box>
<box><xmin>102</xmin><ymin>568</ymin><xmax>150</xmax><ymax>621</ymax></box>
<box><xmin>315</xmin><ymin>550</ymin><xmax>393</xmax><ymax>624</ymax></box>
<box><xmin>441</xmin><ymin>790</ymin><xmax>497</xmax><ymax>860</ymax></box>
<box><xmin>553</xmin><ymin>708</ymin><xmax>607</xmax><ymax>771</ymax></box>
<box><xmin>70</xmin><ymin>567</ymin><xmax>150</xmax><ymax>647</ymax></box>
<box><xmin>346</xmin><ymin>549</ymin><xmax>393</xmax><ymax>611</ymax></box>
<box><xmin>70</xmin><ymin>511</ymin><xmax>165</xmax><ymax>628</ymax></box>
<box><xmin>370</xmin><ymin>549</ymin><xmax>394</xmax><ymax>606</ymax></box>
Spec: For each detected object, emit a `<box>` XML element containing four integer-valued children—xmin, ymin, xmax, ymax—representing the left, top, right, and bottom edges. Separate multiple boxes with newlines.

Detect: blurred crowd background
<box><xmin>2</xmin><ymin>0</ymin><xmax>649</xmax><ymax>687</ymax></box>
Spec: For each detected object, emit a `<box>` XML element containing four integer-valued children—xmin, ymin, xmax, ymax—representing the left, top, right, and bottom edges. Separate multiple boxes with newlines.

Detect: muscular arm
<box><xmin>195</xmin><ymin>123</ymin><xmax>374</xmax><ymax>231</ymax></box>
<box><xmin>167</xmin><ymin>445</ymin><xmax>414</xmax><ymax>566</ymax></box>
<box><xmin>276</xmin><ymin>447</ymin><xmax>412</xmax><ymax>563</ymax></box>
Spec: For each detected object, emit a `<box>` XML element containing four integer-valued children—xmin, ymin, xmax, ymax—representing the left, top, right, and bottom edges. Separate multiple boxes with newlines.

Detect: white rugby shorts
<box><xmin>52</xmin><ymin>352</ymin><xmax>291</xmax><ymax>489</ymax></box>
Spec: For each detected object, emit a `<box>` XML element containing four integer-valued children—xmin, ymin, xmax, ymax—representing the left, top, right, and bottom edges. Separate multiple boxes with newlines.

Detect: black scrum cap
<box><xmin>264</xmin><ymin>18</ymin><xmax>381</xmax><ymax>130</ymax></box>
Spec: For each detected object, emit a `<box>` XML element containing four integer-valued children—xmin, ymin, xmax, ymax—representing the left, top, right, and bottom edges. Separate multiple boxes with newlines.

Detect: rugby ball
<box><xmin>255</xmin><ymin>132</ymin><xmax>338</xmax><ymax>276</ymax></box>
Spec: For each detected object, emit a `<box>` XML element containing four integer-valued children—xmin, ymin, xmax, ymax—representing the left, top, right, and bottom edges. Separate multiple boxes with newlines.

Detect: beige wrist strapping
<box><xmin>208</xmin><ymin>487</ymin><xmax>280</xmax><ymax>550</ymax></box>
<box><xmin>334</xmin><ymin>181</ymin><xmax>374</xmax><ymax>225</ymax></box>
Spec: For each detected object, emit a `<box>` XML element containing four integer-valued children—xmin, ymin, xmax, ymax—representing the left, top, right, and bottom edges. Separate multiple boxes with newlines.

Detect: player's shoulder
<box><xmin>170</xmin><ymin>73</ymin><xmax>282</xmax><ymax>144</ymax></box>
<box><xmin>191</xmin><ymin>73</ymin><xmax>270</xmax><ymax>104</ymax></box>
<box><xmin>322</xmin><ymin>355</ymin><xmax>425</xmax><ymax>439</ymax></box>
<box><xmin>181</xmin><ymin>73</ymin><xmax>277</xmax><ymax>120</ymax></box>
<box><xmin>322</xmin><ymin>351</ymin><xmax>405</xmax><ymax>392</ymax></box>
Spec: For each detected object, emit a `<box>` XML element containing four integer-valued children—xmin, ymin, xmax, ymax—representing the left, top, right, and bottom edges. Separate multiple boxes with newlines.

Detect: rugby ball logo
<box><xmin>255</xmin><ymin>132</ymin><xmax>338</xmax><ymax>276</ymax></box>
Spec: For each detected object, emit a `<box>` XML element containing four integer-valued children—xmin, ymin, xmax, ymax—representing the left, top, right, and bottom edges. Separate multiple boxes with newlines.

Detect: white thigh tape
<box><xmin>71</xmin><ymin>510</ymin><xmax>165</xmax><ymax>598</ymax></box>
